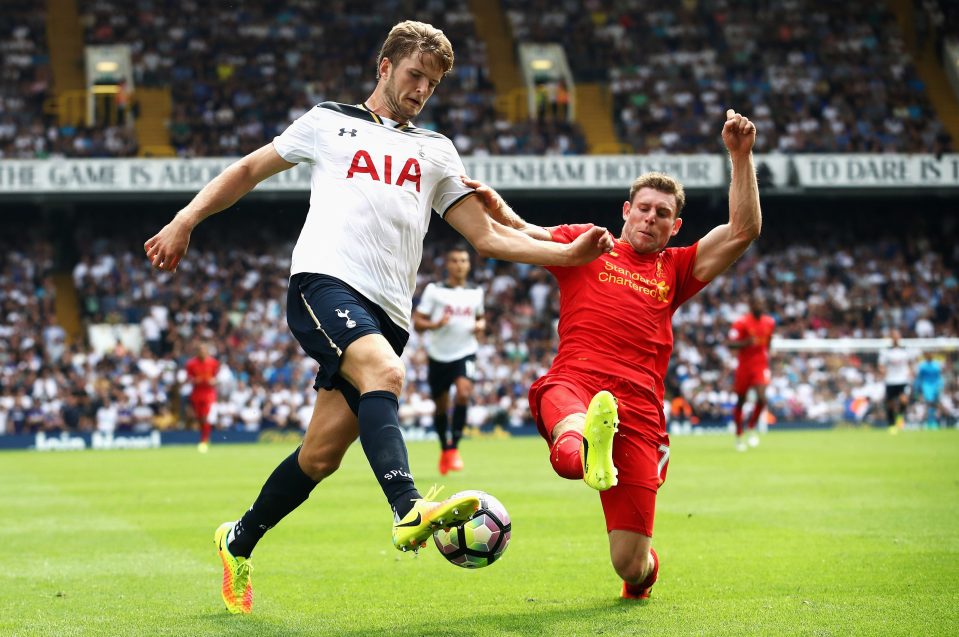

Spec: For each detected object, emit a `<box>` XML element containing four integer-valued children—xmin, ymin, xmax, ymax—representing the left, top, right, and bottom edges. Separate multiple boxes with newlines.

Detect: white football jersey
<box><xmin>415</xmin><ymin>282</ymin><xmax>485</xmax><ymax>362</ymax></box>
<box><xmin>879</xmin><ymin>346</ymin><xmax>914</xmax><ymax>385</ymax></box>
<box><xmin>273</xmin><ymin>102</ymin><xmax>474</xmax><ymax>331</ymax></box>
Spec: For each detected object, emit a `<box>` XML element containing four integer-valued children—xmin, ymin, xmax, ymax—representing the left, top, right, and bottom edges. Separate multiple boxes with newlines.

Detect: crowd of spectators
<box><xmin>0</xmin><ymin>228</ymin><xmax>69</xmax><ymax>435</ymax></box>
<box><xmin>0</xmin><ymin>1</ymin><xmax>53</xmax><ymax>159</ymax></box>
<box><xmin>504</xmin><ymin>0</ymin><xmax>953</xmax><ymax>154</ymax></box>
<box><xmin>77</xmin><ymin>0</ymin><xmax>588</xmax><ymax>158</ymax></box>
<box><xmin>0</xmin><ymin>1</ymin><xmax>138</xmax><ymax>159</ymax></box>
<box><xmin>2</xmin><ymin>206</ymin><xmax>957</xmax><ymax>438</ymax></box>
<box><xmin>4</xmin><ymin>1</ymin><xmax>955</xmax><ymax>158</ymax></box>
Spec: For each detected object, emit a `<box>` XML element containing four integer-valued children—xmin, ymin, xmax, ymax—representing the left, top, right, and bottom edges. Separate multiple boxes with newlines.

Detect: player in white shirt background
<box><xmin>414</xmin><ymin>245</ymin><xmax>485</xmax><ymax>475</ymax></box>
<box><xmin>144</xmin><ymin>20</ymin><xmax>614</xmax><ymax>614</ymax></box>
<box><xmin>879</xmin><ymin>329</ymin><xmax>914</xmax><ymax>433</ymax></box>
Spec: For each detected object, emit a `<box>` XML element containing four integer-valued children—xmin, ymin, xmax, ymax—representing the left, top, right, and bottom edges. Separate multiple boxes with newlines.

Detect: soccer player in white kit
<box><xmin>414</xmin><ymin>245</ymin><xmax>485</xmax><ymax>475</ymax></box>
<box><xmin>879</xmin><ymin>329</ymin><xmax>913</xmax><ymax>432</ymax></box>
<box><xmin>144</xmin><ymin>20</ymin><xmax>614</xmax><ymax>614</ymax></box>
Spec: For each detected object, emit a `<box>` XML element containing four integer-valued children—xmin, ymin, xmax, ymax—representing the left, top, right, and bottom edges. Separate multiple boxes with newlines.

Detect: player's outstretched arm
<box><xmin>692</xmin><ymin>109</ymin><xmax>762</xmax><ymax>282</ymax></box>
<box><xmin>445</xmin><ymin>195</ymin><xmax>613</xmax><ymax>267</ymax></box>
<box><xmin>461</xmin><ymin>176</ymin><xmax>553</xmax><ymax>241</ymax></box>
<box><xmin>412</xmin><ymin>311</ymin><xmax>449</xmax><ymax>332</ymax></box>
<box><xmin>144</xmin><ymin>144</ymin><xmax>295</xmax><ymax>271</ymax></box>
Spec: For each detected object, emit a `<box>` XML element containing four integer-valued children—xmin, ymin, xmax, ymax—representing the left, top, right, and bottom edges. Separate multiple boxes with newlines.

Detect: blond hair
<box><xmin>628</xmin><ymin>172</ymin><xmax>686</xmax><ymax>216</ymax></box>
<box><xmin>376</xmin><ymin>20</ymin><xmax>454</xmax><ymax>78</ymax></box>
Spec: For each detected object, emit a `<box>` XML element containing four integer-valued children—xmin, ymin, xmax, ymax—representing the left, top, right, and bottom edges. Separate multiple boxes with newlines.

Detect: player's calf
<box><xmin>621</xmin><ymin>547</ymin><xmax>659</xmax><ymax>600</ymax></box>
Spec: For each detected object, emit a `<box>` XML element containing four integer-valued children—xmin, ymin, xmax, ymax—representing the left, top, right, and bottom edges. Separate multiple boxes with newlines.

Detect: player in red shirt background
<box><xmin>728</xmin><ymin>296</ymin><xmax>775</xmax><ymax>451</ymax></box>
<box><xmin>185</xmin><ymin>343</ymin><xmax>219</xmax><ymax>453</ymax></box>
<box><xmin>466</xmin><ymin>108</ymin><xmax>761</xmax><ymax>600</ymax></box>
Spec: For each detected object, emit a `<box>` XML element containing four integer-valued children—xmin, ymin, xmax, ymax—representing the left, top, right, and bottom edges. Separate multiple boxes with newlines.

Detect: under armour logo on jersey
<box><xmin>335</xmin><ymin>308</ymin><xmax>357</xmax><ymax>328</ymax></box>
<box><xmin>339</xmin><ymin>128</ymin><xmax>357</xmax><ymax>137</ymax></box>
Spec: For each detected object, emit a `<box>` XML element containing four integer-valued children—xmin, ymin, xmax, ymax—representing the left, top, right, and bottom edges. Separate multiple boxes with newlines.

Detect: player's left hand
<box><xmin>566</xmin><ymin>225</ymin><xmax>615</xmax><ymax>265</ymax></box>
<box><xmin>463</xmin><ymin>173</ymin><xmax>507</xmax><ymax>210</ymax></box>
<box><xmin>722</xmin><ymin>108</ymin><xmax>756</xmax><ymax>157</ymax></box>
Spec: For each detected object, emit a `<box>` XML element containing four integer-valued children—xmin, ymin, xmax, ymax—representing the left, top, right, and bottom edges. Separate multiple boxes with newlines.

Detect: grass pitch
<box><xmin>2</xmin><ymin>429</ymin><xmax>957</xmax><ymax>636</ymax></box>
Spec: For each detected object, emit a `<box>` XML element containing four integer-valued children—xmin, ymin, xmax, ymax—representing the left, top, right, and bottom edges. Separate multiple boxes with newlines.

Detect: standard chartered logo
<box><xmin>597</xmin><ymin>261</ymin><xmax>670</xmax><ymax>301</ymax></box>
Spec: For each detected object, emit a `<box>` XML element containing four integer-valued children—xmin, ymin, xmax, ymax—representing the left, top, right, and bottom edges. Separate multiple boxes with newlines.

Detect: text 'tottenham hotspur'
<box><xmin>598</xmin><ymin>260</ymin><xmax>670</xmax><ymax>302</ymax></box>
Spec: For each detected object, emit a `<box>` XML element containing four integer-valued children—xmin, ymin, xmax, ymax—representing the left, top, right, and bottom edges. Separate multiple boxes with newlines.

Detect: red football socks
<box><xmin>549</xmin><ymin>429</ymin><xmax>584</xmax><ymax>480</ymax></box>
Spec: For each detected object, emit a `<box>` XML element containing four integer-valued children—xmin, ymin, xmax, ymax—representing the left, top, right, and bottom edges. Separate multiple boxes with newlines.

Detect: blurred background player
<box><xmin>413</xmin><ymin>245</ymin><xmax>485</xmax><ymax>475</ymax></box>
<box><xmin>468</xmin><ymin>108</ymin><xmax>761</xmax><ymax>601</ymax></box>
<box><xmin>879</xmin><ymin>330</ymin><xmax>913</xmax><ymax>433</ymax></box>
<box><xmin>727</xmin><ymin>296</ymin><xmax>775</xmax><ymax>451</ymax></box>
<box><xmin>914</xmin><ymin>351</ymin><xmax>944</xmax><ymax>429</ymax></box>
<box><xmin>185</xmin><ymin>343</ymin><xmax>219</xmax><ymax>453</ymax></box>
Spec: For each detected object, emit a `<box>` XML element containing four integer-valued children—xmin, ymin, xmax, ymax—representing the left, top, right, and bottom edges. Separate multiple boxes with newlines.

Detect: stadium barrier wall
<box><xmin>771</xmin><ymin>337</ymin><xmax>959</xmax><ymax>352</ymax></box>
<box><xmin>2</xmin><ymin>154</ymin><xmax>959</xmax><ymax>197</ymax></box>
<box><xmin>0</xmin><ymin>420</ymin><xmax>862</xmax><ymax>452</ymax></box>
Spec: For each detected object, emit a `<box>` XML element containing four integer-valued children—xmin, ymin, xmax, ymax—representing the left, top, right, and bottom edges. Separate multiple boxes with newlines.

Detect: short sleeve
<box><xmin>273</xmin><ymin>108</ymin><xmax>318</xmax><ymax>164</ymax></box>
<box><xmin>433</xmin><ymin>143</ymin><xmax>473</xmax><ymax>217</ymax></box>
<box><xmin>416</xmin><ymin>283</ymin><xmax>437</xmax><ymax>316</ymax></box>
<box><xmin>548</xmin><ymin>223</ymin><xmax>596</xmax><ymax>245</ymax></box>
<box><xmin>668</xmin><ymin>243</ymin><xmax>708</xmax><ymax>310</ymax></box>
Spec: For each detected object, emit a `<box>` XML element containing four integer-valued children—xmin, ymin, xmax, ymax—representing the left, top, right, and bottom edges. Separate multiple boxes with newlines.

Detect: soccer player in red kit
<box><xmin>728</xmin><ymin>296</ymin><xmax>775</xmax><ymax>451</ymax></box>
<box><xmin>186</xmin><ymin>343</ymin><xmax>219</xmax><ymax>453</ymax></box>
<box><xmin>466</xmin><ymin>108</ymin><xmax>761</xmax><ymax>600</ymax></box>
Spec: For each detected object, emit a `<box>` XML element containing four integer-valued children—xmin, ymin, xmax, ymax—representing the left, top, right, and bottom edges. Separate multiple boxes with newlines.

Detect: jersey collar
<box><xmin>359</xmin><ymin>102</ymin><xmax>412</xmax><ymax>131</ymax></box>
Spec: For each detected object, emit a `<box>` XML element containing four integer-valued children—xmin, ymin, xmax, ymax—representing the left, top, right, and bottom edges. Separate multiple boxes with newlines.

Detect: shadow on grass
<box><xmin>196</xmin><ymin>597</ymin><xmax>652</xmax><ymax>637</ymax></box>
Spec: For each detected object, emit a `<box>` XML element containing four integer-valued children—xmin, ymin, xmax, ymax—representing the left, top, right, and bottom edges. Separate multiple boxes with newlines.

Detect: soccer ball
<box><xmin>433</xmin><ymin>490</ymin><xmax>511</xmax><ymax>568</ymax></box>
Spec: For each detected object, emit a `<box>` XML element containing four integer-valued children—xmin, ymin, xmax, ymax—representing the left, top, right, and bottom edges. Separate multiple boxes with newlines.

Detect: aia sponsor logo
<box><xmin>444</xmin><ymin>305</ymin><xmax>475</xmax><ymax>317</ymax></box>
<box><xmin>346</xmin><ymin>150</ymin><xmax>421</xmax><ymax>192</ymax></box>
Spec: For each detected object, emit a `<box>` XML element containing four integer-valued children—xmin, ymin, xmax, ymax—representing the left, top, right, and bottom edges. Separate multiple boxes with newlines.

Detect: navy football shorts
<box><xmin>287</xmin><ymin>273</ymin><xmax>409</xmax><ymax>412</ymax></box>
<box><xmin>427</xmin><ymin>354</ymin><xmax>477</xmax><ymax>398</ymax></box>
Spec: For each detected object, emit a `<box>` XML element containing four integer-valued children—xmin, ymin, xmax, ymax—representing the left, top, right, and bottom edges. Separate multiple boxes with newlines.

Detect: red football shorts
<box><xmin>600</xmin><ymin>483</ymin><xmax>658</xmax><ymax>536</ymax></box>
<box><xmin>734</xmin><ymin>365</ymin><xmax>771</xmax><ymax>396</ymax></box>
<box><xmin>529</xmin><ymin>368</ymin><xmax>670</xmax><ymax>537</ymax></box>
<box><xmin>191</xmin><ymin>392</ymin><xmax>215</xmax><ymax>420</ymax></box>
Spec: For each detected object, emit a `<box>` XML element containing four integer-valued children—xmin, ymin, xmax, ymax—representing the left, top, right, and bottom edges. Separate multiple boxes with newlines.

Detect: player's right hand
<box><xmin>144</xmin><ymin>217</ymin><xmax>191</xmax><ymax>272</ymax></box>
<box><xmin>567</xmin><ymin>225</ymin><xmax>614</xmax><ymax>265</ymax></box>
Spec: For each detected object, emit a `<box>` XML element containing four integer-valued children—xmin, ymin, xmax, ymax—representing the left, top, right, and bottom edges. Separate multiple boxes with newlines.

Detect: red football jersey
<box><xmin>185</xmin><ymin>356</ymin><xmax>219</xmax><ymax>395</ymax></box>
<box><xmin>545</xmin><ymin>224</ymin><xmax>708</xmax><ymax>401</ymax></box>
<box><xmin>729</xmin><ymin>313</ymin><xmax>775</xmax><ymax>372</ymax></box>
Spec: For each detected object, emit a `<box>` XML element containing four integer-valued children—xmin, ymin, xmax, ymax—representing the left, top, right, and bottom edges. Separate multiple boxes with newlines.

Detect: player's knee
<box><xmin>376</xmin><ymin>360</ymin><xmax>405</xmax><ymax>395</ymax></box>
<box><xmin>298</xmin><ymin>446</ymin><xmax>342</xmax><ymax>481</ymax></box>
<box><xmin>359</xmin><ymin>359</ymin><xmax>405</xmax><ymax>395</ymax></box>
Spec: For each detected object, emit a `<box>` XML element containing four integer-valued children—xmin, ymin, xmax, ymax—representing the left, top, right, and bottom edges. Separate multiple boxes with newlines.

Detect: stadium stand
<box><xmin>75</xmin><ymin>0</ymin><xmax>588</xmax><ymax>157</ymax></box>
<box><xmin>1</xmin><ymin>2</ymin><xmax>957</xmax><ymax>437</ymax></box>
<box><xmin>0</xmin><ymin>1</ymin><xmax>139</xmax><ymax>158</ymax></box>
<box><xmin>18</xmin><ymin>1</ymin><xmax>955</xmax><ymax>157</ymax></box>
<box><xmin>503</xmin><ymin>0</ymin><xmax>953</xmax><ymax>153</ymax></box>
<box><xmin>2</xmin><ymin>200</ymin><xmax>955</xmax><ymax>437</ymax></box>
<box><xmin>0</xmin><ymin>1</ymin><xmax>54</xmax><ymax>158</ymax></box>
<box><xmin>0</xmin><ymin>223</ymin><xmax>64</xmax><ymax>434</ymax></box>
